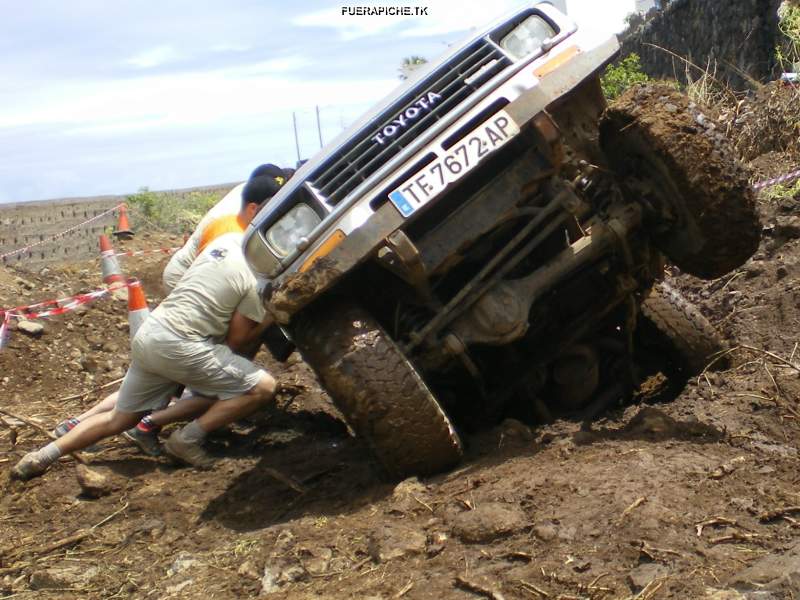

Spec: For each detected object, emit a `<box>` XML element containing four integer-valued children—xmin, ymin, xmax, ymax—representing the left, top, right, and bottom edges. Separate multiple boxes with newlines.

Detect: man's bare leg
<box><xmin>76</xmin><ymin>391</ymin><xmax>119</xmax><ymax>421</ymax></box>
<box><xmin>149</xmin><ymin>395</ymin><xmax>215</xmax><ymax>427</ymax></box>
<box><xmin>164</xmin><ymin>374</ymin><xmax>276</xmax><ymax>467</ymax></box>
<box><xmin>13</xmin><ymin>409</ymin><xmax>144</xmax><ymax>480</ymax></box>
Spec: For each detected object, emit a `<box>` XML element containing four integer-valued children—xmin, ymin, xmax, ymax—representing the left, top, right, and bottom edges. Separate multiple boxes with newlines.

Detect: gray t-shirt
<box><xmin>152</xmin><ymin>232</ymin><xmax>265</xmax><ymax>342</ymax></box>
<box><xmin>161</xmin><ymin>182</ymin><xmax>245</xmax><ymax>293</ymax></box>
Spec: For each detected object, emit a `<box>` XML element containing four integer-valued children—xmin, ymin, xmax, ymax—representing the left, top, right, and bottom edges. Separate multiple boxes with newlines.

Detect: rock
<box><xmin>29</xmin><ymin>565</ymin><xmax>100</xmax><ymax>590</ymax></box>
<box><xmin>776</xmin><ymin>265</ymin><xmax>788</xmax><ymax>279</ymax></box>
<box><xmin>368</xmin><ymin>524</ymin><xmax>427</xmax><ymax>562</ymax></box>
<box><xmin>75</xmin><ymin>464</ymin><xmax>112</xmax><ymax>498</ymax></box>
<box><xmin>303</xmin><ymin>548</ymin><xmax>332</xmax><ymax>576</ymax></box>
<box><xmin>164</xmin><ymin>579</ymin><xmax>194</xmax><ymax>595</ymax></box>
<box><xmin>17</xmin><ymin>320</ymin><xmax>44</xmax><ymax>337</ymax></box>
<box><xmin>392</xmin><ymin>476</ymin><xmax>428</xmax><ymax>499</ymax></box>
<box><xmin>500</xmin><ymin>418</ymin><xmax>534</xmax><ymax>441</ymax></box>
<box><xmin>705</xmin><ymin>589</ymin><xmax>747</xmax><ymax>599</ymax></box>
<box><xmin>103</xmin><ymin>341</ymin><xmax>120</xmax><ymax>353</ymax></box>
<box><xmin>238</xmin><ymin>560</ymin><xmax>261</xmax><ymax>580</ymax></box>
<box><xmin>134</xmin><ymin>518</ymin><xmax>166</xmax><ymax>539</ymax></box>
<box><xmin>85</xmin><ymin>334</ymin><xmax>104</xmax><ymax>350</ymax></box>
<box><xmin>14</xmin><ymin>277</ymin><xmax>35</xmax><ymax>290</ymax></box>
<box><xmin>728</xmin><ymin>542</ymin><xmax>800</xmax><ymax>591</ymax></box>
<box><xmin>390</xmin><ymin>476</ymin><xmax>430</xmax><ymax>513</ymax></box>
<box><xmin>80</xmin><ymin>355</ymin><xmax>98</xmax><ymax>373</ymax></box>
<box><xmin>167</xmin><ymin>552</ymin><xmax>204</xmax><ymax>576</ymax></box>
<box><xmin>628</xmin><ymin>563</ymin><xmax>669</xmax><ymax>591</ymax></box>
<box><xmin>260</xmin><ymin>565</ymin><xmax>281</xmax><ymax>595</ymax></box>
<box><xmin>450</xmin><ymin>502</ymin><xmax>528</xmax><ymax>543</ymax></box>
<box><xmin>427</xmin><ymin>531</ymin><xmax>448</xmax><ymax>557</ymax></box>
<box><xmin>533</xmin><ymin>521</ymin><xmax>559</xmax><ymax>542</ymax></box>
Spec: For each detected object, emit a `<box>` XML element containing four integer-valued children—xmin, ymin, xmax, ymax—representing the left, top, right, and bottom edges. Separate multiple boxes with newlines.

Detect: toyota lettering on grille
<box><xmin>371</xmin><ymin>91</ymin><xmax>443</xmax><ymax>146</ymax></box>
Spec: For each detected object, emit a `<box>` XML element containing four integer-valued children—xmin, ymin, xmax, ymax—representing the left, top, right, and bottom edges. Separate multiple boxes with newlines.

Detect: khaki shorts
<box><xmin>115</xmin><ymin>317</ymin><xmax>266</xmax><ymax>413</ymax></box>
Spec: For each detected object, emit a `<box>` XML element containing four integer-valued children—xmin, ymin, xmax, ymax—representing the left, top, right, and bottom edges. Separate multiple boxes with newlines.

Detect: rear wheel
<box><xmin>600</xmin><ymin>83</ymin><xmax>760</xmax><ymax>279</ymax></box>
<box><xmin>639</xmin><ymin>281</ymin><xmax>727</xmax><ymax>375</ymax></box>
<box><xmin>290</xmin><ymin>299</ymin><xmax>463</xmax><ymax>478</ymax></box>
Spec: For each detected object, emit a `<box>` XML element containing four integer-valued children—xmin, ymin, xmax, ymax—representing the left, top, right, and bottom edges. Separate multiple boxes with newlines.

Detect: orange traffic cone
<box><xmin>127</xmin><ymin>278</ymin><xmax>150</xmax><ymax>339</ymax></box>
<box><xmin>113</xmin><ymin>205</ymin><xmax>134</xmax><ymax>239</ymax></box>
<box><xmin>99</xmin><ymin>235</ymin><xmax>124</xmax><ymax>285</ymax></box>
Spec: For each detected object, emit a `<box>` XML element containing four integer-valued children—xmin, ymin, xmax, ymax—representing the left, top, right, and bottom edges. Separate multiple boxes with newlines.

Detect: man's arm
<box><xmin>226</xmin><ymin>310</ymin><xmax>274</xmax><ymax>357</ymax></box>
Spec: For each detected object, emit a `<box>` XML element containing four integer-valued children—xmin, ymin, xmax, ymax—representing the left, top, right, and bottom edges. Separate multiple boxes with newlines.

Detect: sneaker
<box><xmin>163</xmin><ymin>430</ymin><xmax>214</xmax><ymax>469</ymax></box>
<box><xmin>11</xmin><ymin>452</ymin><xmax>51</xmax><ymax>480</ymax></box>
<box><xmin>122</xmin><ymin>427</ymin><xmax>162</xmax><ymax>456</ymax></box>
<box><xmin>53</xmin><ymin>418</ymin><xmax>80</xmax><ymax>438</ymax></box>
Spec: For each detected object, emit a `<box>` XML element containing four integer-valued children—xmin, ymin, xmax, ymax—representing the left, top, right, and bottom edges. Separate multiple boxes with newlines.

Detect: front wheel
<box><xmin>290</xmin><ymin>299</ymin><xmax>463</xmax><ymax>478</ymax></box>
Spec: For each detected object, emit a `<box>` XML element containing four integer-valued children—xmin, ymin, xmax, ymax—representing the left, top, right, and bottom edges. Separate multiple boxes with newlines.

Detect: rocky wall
<box><xmin>622</xmin><ymin>0</ymin><xmax>783</xmax><ymax>90</ymax></box>
<box><xmin>0</xmin><ymin>197</ymin><xmax>123</xmax><ymax>268</ymax></box>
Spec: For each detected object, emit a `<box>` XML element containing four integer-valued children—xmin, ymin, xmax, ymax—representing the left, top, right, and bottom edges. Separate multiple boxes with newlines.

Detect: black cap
<box><xmin>249</xmin><ymin>163</ymin><xmax>287</xmax><ymax>183</ymax></box>
<box><xmin>242</xmin><ymin>175</ymin><xmax>282</xmax><ymax>208</ymax></box>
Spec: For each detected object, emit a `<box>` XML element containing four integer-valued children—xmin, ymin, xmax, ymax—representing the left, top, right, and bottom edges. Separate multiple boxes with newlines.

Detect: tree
<box><xmin>398</xmin><ymin>55</ymin><xmax>428</xmax><ymax>80</ymax></box>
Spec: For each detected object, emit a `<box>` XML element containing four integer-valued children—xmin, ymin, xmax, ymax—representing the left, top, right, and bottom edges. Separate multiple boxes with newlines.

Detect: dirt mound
<box><xmin>1</xmin><ymin>169</ymin><xmax>800</xmax><ymax>598</ymax></box>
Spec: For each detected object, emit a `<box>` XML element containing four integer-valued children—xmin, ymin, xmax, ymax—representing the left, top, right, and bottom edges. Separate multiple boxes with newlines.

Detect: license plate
<box><xmin>389</xmin><ymin>110</ymin><xmax>520</xmax><ymax>217</ymax></box>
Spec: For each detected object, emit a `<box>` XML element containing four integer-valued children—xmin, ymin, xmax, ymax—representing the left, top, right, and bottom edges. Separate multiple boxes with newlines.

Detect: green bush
<box><xmin>777</xmin><ymin>3</ymin><xmax>800</xmax><ymax>71</ymax></box>
<box><xmin>601</xmin><ymin>53</ymin><xmax>651</xmax><ymax>100</ymax></box>
<box><xmin>127</xmin><ymin>187</ymin><xmax>222</xmax><ymax>233</ymax></box>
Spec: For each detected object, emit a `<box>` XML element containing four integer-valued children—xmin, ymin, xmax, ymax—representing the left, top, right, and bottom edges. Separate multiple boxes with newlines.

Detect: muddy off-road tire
<box><xmin>640</xmin><ymin>281</ymin><xmax>727</xmax><ymax>374</ymax></box>
<box><xmin>600</xmin><ymin>84</ymin><xmax>760</xmax><ymax>280</ymax></box>
<box><xmin>290</xmin><ymin>300</ymin><xmax>463</xmax><ymax>478</ymax></box>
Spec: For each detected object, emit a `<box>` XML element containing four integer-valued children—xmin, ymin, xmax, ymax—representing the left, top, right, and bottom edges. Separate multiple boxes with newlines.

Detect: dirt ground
<box><xmin>1</xmin><ymin>156</ymin><xmax>800</xmax><ymax>600</ymax></box>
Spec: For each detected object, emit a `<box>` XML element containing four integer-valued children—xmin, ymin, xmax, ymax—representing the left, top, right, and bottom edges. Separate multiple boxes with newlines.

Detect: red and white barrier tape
<box><xmin>753</xmin><ymin>168</ymin><xmax>800</xmax><ymax>191</ymax></box>
<box><xmin>114</xmin><ymin>246</ymin><xmax>180</xmax><ymax>258</ymax></box>
<box><xmin>0</xmin><ymin>203</ymin><xmax>126</xmax><ymax>262</ymax></box>
<box><xmin>1</xmin><ymin>282</ymin><xmax>126</xmax><ymax>322</ymax></box>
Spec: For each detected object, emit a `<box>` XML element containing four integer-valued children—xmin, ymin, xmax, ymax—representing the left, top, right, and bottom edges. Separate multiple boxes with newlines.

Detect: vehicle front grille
<box><xmin>309</xmin><ymin>40</ymin><xmax>512</xmax><ymax>207</ymax></box>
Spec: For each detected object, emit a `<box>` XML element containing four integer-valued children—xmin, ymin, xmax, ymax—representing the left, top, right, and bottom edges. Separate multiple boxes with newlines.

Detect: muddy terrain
<box><xmin>2</xmin><ymin>150</ymin><xmax>800</xmax><ymax>598</ymax></box>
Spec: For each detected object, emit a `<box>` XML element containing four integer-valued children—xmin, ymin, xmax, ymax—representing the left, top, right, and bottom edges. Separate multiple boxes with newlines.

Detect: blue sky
<box><xmin>0</xmin><ymin>0</ymin><xmax>633</xmax><ymax>203</ymax></box>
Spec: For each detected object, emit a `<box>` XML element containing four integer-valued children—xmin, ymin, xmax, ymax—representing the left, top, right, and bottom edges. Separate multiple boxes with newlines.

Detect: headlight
<box><xmin>245</xmin><ymin>230</ymin><xmax>281</xmax><ymax>278</ymax></box>
<box><xmin>265</xmin><ymin>203</ymin><xmax>321</xmax><ymax>258</ymax></box>
<box><xmin>500</xmin><ymin>15</ymin><xmax>556</xmax><ymax>61</ymax></box>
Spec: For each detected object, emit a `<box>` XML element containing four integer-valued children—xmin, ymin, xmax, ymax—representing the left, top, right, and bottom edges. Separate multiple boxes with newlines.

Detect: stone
<box><xmin>533</xmin><ymin>521</ymin><xmax>559</xmax><ymax>542</ymax></box>
<box><xmin>167</xmin><ymin>552</ymin><xmax>204</xmax><ymax>577</ymax></box>
<box><xmin>75</xmin><ymin>464</ymin><xmax>112</xmax><ymax>498</ymax></box>
<box><xmin>392</xmin><ymin>476</ymin><xmax>428</xmax><ymax>499</ymax></box>
<box><xmin>29</xmin><ymin>565</ymin><xmax>100</xmax><ymax>590</ymax></box>
<box><xmin>728</xmin><ymin>542</ymin><xmax>800</xmax><ymax>591</ymax></box>
<box><xmin>164</xmin><ymin>579</ymin><xmax>194</xmax><ymax>595</ymax></box>
<box><xmin>390</xmin><ymin>476</ymin><xmax>430</xmax><ymax>514</ymax></box>
<box><xmin>450</xmin><ymin>502</ymin><xmax>528</xmax><ymax>543</ymax></box>
<box><xmin>704</xmin><ymin>589</ymin><xmax>747</xmax><ymax>599</ymax></box>
<box><xmin>238</xmin><ymin>560</ymin><xmax>261</xmax><ymax>580</ymax></box>
<box><xmin>260</xmin><ymin>565</ymin><xmax>281</xmax><ymax>595</ymax></box>
<box><xmin>134</xmin><ymin>518</ymin><xmax>166</xmax><ymax>539</ymax></box>
<box><xmin>14</xmin><ymin>277</ymin><xmax>35</xmax><ymax>290</ymax></box>
<box><xmin>17</xmin><ymin>320</ymin><xmax>44</xmax><ymax>336</ymax></box>
<box><xmin>500</xmin><ymin>418</ymin><xmax>534</xmax><ymax>441</ymax></box>
<box><xmin>368</xmin><ymin>524</ymin><xmax>427</xmax><ymax>562</ymax></box>
<box><xmin>80</xmin><ymin>355</ymin><xmax>98</xmax><ymax>373</ymax></box>
<box><xmin>628</xmin><ymin>563</ymin><xmax>669</xmax><ymax>591</ymax></box>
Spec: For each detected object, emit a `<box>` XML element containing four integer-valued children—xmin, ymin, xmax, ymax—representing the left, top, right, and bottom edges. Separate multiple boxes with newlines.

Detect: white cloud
<box><xmin>126</xmin><ymin>45</ymin><xmax>181</xmax><ymax>69</ymax></box>
<box><xmin>0</xmin><ymin>67</ymin><xmax>399</xmax><ymax>137</ymax></box>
